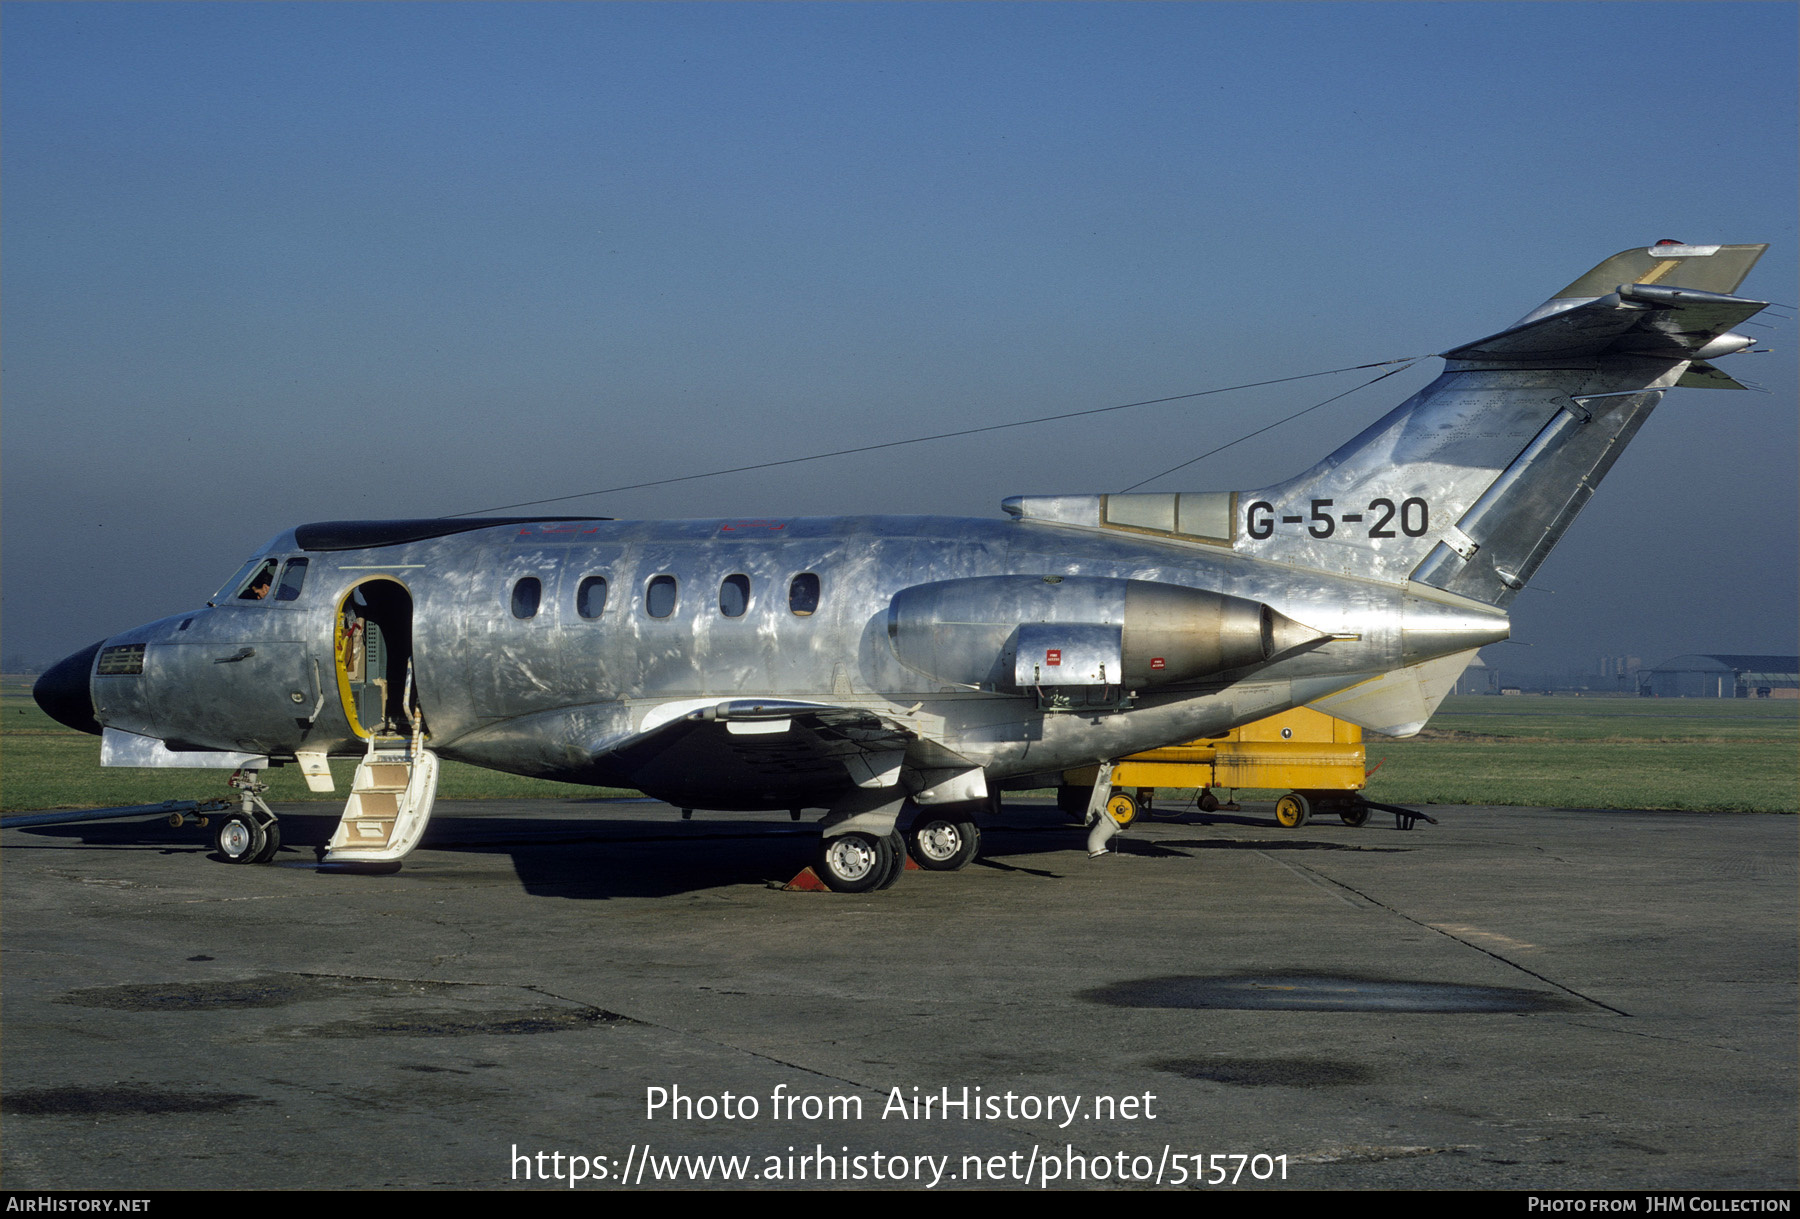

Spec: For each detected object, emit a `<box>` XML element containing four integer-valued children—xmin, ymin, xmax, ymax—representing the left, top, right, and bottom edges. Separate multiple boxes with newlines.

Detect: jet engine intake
<box><xmin>886</xmin><ymin>576</ymin><xmax>1322</xmax><ymax>692</ymax></box>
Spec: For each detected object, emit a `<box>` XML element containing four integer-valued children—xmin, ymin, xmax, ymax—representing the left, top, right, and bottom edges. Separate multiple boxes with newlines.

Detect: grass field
<box><xmin>3</xmin><ymin>679</ymin><xmax>1794</xmax><ymax>814</ymax></box>
<box><xmin>1359</xmin><ymin>694</ymin><xmax>1798</xmax><ymax>813</ymax></box>
<box><xmin>0</xmin><ymin>676</ymin><xmax>628</xmax><ymax>811</ymax></box>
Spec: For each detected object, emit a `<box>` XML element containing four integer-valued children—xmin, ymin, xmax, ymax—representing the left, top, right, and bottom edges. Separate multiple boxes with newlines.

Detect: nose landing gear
<box><xmin>214</xmin><ymin>770</ymin><xmax>283</xmax><ymax>864</ymax></box>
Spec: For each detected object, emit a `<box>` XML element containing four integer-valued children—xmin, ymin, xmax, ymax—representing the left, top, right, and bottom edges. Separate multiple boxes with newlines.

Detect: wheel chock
<box><xmin>784</xmin><ymin>855</ymin><xmax>920</xmax><ymax>890</ymax></box>
<box><xmin>783</xmin><ymin>866</ymin><xmax>832</xmax><ymax>892</ymax></box>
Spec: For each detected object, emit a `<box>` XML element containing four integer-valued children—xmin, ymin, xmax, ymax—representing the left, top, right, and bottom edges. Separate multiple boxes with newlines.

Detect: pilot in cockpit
<box><xmin>238</xmin><ymin>561</ymin><xmax>277</xmax><ymax>600</ymax></box>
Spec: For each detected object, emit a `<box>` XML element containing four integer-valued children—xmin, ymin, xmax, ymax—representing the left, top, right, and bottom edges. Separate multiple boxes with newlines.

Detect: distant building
<box><xmin>1643</xmin><ymin>654</ymin><xmax>1800</xmax><ymax>699</ymax></box>
<box><xmin>1453</xmin><ymin>651</ymin><xmax>1497</xmax><ymax>695</ymax></box>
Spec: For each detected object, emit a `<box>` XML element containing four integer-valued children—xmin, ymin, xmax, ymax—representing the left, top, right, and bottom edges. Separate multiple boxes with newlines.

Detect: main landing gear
<box><xmin>907</xmin><ymin>808</ymin><xmax>981</xmax><ymax>872</ymax></box>
<box><xmin>814</xmin><ymin>832</ymin><xmax>901</xmax><ymax>894</ymax></box>
<box><xmin>803</xmin><ymin>798</ymin><xmax>987</xmax><ymax>892</ymax></box>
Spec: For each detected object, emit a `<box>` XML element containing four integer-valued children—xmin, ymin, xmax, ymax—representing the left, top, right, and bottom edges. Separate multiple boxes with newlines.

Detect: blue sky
<box><xmin>5</xmin><ymin>1</ymin><xmax>1796</xmax><ymax>675</ymax></box>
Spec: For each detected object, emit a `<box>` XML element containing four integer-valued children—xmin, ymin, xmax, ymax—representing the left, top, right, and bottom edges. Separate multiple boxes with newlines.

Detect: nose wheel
<box><xmin>214</xmin><ymin>770</ymin><xmax>283</xmax><ymax>864</ymax></box>
<box><xmin>213</xmin><ymin>813</ymin><xmax>281</xmax><ymax>864</ymax></box>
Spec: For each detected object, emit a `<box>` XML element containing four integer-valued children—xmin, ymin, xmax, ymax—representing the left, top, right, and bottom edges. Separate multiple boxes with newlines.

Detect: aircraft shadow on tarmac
<box><xmin>6</xmin><ymin>801</ymin><xmax>1411</xmax><ymax>901</ymax></box>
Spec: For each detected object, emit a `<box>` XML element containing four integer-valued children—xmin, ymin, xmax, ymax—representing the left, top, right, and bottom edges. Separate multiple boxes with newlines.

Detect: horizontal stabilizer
<box><xmin>1444</xmin><ymin>283</ymin><xmax>1768</xmax><ymax>365</ymax></box>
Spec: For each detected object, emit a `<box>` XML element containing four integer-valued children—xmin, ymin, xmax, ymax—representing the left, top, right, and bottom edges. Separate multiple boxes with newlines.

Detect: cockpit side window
<box><xmin>235</xmin><ymin>559</ymin><xmax>281</xmax><ymax>601</ymax></box>
<box><xmin>274</xmin><ymin>558</ymin><xmax>309</xmax><ymax>602</ymax></box>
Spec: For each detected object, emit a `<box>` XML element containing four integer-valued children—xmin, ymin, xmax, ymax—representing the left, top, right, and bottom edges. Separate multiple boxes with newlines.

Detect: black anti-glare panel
<box><xmin>293</xmin><ymin>518</ymin><xmax>610</xmax><ymax>552</ymax></box>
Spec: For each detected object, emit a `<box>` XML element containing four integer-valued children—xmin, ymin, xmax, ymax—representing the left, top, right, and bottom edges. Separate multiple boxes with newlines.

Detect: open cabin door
<box><xmin>336</xmin><ymin>580</ymin><xmax>417</xmax><ymax>738</ymax></box>
<box><xmin>326</xmin><ymin>579</ymin><xmax>440</xmax><ymax>867</ymax></box>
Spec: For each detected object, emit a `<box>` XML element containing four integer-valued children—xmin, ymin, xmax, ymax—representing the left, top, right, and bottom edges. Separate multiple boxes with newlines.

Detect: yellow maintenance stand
<box><xmin>1060</xmin><ymin>706</ymin><xmax>1428</xmax><ymax>830</ymax></box>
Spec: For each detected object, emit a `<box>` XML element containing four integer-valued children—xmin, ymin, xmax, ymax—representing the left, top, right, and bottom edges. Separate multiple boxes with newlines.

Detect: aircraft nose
<box><xmin>34</xmin><ymin>641</ymin><xmax>104</xmax><ymax>736</ymax></box>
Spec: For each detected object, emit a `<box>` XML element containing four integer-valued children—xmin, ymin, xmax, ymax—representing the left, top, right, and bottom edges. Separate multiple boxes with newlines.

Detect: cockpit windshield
<box><xmin>211</xmin><ymin>558</ymin><xmax>265</xmax><ymax>603</ymax></box>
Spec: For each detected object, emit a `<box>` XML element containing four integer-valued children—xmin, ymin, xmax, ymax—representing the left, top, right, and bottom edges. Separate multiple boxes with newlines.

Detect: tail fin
<box><xmin>1224</xmin><ymin>242</ymin><xmax>1769</xmax><ymax>606</ymax></box>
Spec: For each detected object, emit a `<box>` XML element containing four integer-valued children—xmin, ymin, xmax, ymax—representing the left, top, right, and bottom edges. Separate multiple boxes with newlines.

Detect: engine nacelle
<box><xmin>886</xmin><ymin>575</ymin><xmax>1322</xmax><ymax>692</ymax></box>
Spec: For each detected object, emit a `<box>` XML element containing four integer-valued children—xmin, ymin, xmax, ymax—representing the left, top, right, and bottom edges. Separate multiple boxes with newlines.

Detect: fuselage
<box><xmin>72</xmin><ymin>511</ymin><xmax>1507</xmax><ymax>809</ymax></box>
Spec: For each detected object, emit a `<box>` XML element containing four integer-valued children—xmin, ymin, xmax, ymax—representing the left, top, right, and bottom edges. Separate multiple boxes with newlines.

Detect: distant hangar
<box><xmin>1643</xmin><ymin>654</ymin><xmax>1800</xmax><ymax>699</ymax></box>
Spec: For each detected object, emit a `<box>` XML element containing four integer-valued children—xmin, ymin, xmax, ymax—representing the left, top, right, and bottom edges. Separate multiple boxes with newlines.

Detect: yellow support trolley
<box><xmin>1060</xmin><ymin>706</ymin><xmax>1425</xmax><ymax>830</ymax></box>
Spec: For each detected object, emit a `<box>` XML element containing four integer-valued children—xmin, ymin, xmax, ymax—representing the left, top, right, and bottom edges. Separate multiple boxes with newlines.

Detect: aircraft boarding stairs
<box><xmin>322</xmin><ymin>690</ymin><xmax>440</xmax><ymax>866</ymax></box>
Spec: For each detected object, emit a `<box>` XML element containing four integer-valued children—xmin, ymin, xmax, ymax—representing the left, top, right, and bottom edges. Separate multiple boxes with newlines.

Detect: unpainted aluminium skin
<box><xmin>33</xmin><ymin>242</ymin><xmax>1771</xmax><ymax>886</ymax></box>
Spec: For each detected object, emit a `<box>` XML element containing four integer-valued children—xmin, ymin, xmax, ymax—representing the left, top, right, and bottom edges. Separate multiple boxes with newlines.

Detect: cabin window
<box><xmin>511</xmin><ymin>577</ymin><xmax>542</xmax><ymax>619</ymax></box>
<box><xmin>274</xmin><ymin>558</ymin><xmax>309</xmax><ymax>602</ymax></box>
<box><xmin>235</xmin><ymin>559</ymin><xmax>280</xmax><ymax>601</ymax></box>
<box><xmin>719</xmin><ymin>574</ymin><xmax>750</xmax><ymax>617</ymax></box>
<box><xmin>577</xmin><ymin>576</ymin><xmax>609</xmax><ymax>619</ymax></box>
<box><xmin>646</xmin><ymin>574</ymin><xmax>678</xmax><ymax>619</ymax></box>
<box><xmin>789</xmin><ymin>572</ymin><xmax>820</xmax><ymax>616</ymax></box>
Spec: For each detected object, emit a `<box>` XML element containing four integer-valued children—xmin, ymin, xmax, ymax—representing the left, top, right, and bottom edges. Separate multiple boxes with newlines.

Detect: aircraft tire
<box><xmin>1339</xmin><ymin>803</ymin><xmax>1370</xmax><ymax>828</ymax></box>
<box><xmin>1274</xmin><ymin>792</ymin><xmax>1311</xmax><ymax>829</ymax></box>
<box><xmin>876</xmin><ymin>832</ymin><xmax>907</xmax><ymax>890</ymax></box>
<box><xmin>909</xmin><ymin>813</ymin><xmax>980</xmax><ymax>871</ymax></box>
<box><xmin>251</xmin><ymin>817</ymin><xmax>283</xmax><ymax>863</ymax></box>
<box><xmin>213</xmin><ymin>814</ymin><xmax>267</xmax><ymax>864</ymax></box>
<box><xmin>1056</xmin><ymin>785</ymin><xmax>1092</xmax><ymax>822</ymax></box>
<box><xmin>815</xmin><ymin>832</ymin><xmax>892</xmax><ymax>894</ymax></box>
<box><xmin>1105</xmin><ymin>792</ymin><xmax>1139</xmax><ymax>829</ymax></box>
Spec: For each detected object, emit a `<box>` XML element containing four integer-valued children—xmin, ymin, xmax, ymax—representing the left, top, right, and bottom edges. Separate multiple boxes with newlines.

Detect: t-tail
<box><xmin>1220</xmin><ymin>241</ymin><xmax>1769</xmax><ymax>605</ymax></box>
<box><xmin>1002</xmin><ymin>242</ymin><xmax>1773</xmax><ymax>734</ymax></box>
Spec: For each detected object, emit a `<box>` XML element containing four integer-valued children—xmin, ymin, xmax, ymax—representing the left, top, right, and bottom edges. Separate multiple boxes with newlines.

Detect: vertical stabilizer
<box><xmin>1228</xmin><ymin>243</ymin><xmax>1768</xmax><ymax>606</ymax></box>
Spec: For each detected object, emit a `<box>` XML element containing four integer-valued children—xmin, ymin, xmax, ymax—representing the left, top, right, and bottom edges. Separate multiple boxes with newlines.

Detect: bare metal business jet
<box><xmin>34</xmin><ymin>242</ymin><xmax>1770</xmax><ymax>889</ymax></box>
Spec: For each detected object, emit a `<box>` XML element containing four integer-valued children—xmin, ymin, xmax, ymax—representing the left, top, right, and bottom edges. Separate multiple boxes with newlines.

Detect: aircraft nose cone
<box><xmin>34</xmin><ymin>641</ymin><xmax>104</xmax><ymax>736</ymax></box>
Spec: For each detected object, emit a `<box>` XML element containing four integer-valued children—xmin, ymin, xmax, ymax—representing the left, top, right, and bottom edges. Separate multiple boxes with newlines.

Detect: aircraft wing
<box><xmin>593</xmin><ymin>699</ymin><xmax>975</xmax><ymax>807</ymax></box>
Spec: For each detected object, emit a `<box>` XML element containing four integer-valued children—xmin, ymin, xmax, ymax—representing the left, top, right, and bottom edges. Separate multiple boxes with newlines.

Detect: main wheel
<box><xmin>213</xmin><ymin>814</ymin><xmax>267</xmax><ymax>864</ymax></box>
<box><xmin>815</xmin><ymin>832</ymin><xmax>893</xmax><ymax>894</ymax></box>
<box><xmin>1339</xmin><ymin>803</ymin><xmax>1370</xmax><ymax>828</ymax></box>
<box><xmin>876</xmin><ymin>831</ymin><xmax>908</xmax><ymax>890</ymax></box>
<box><xmin>251</xmin><ymin>817</ymin><xmax>283</xmax><ymax>863</ymax></box>
<box><xmin>1274</xmin><ymin>792</ymin><xmax>1311</xmax><ymax>829</ymax></box>
<box><xmin>909</xmin><ymin>813</ymin><xmax>981</xmax><ymax>871</ymax></box>
<box><xmin>1105</xmin><ymin>791</ymin><xmax>1139</xmax><ymax>829</ymax></box>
